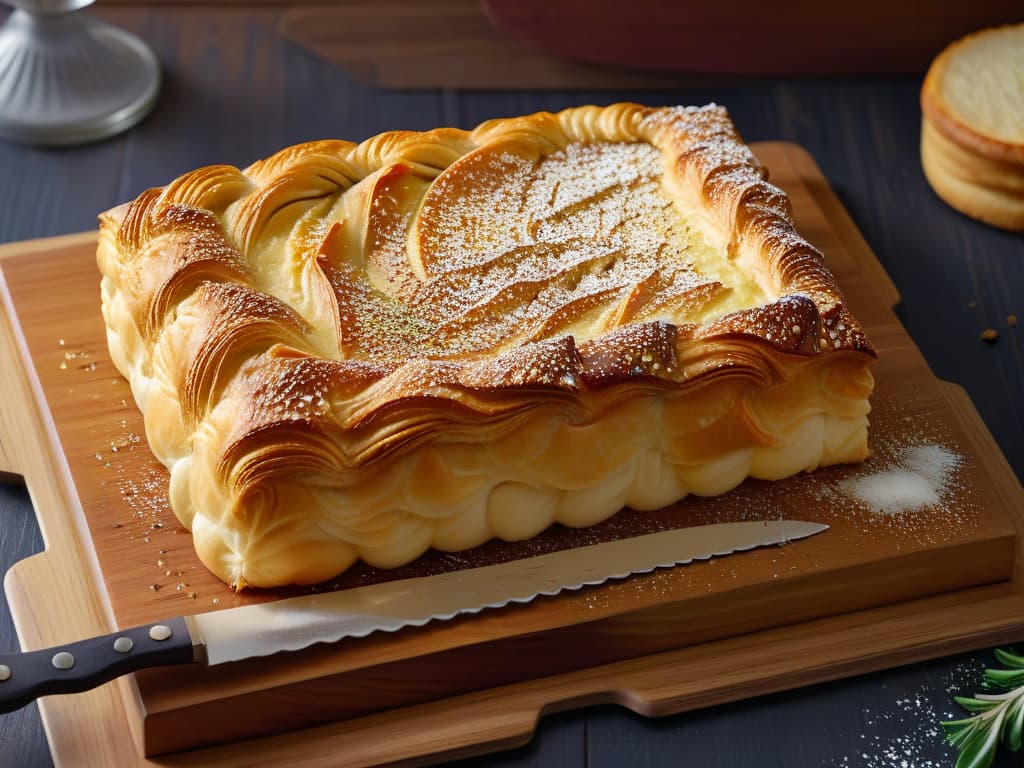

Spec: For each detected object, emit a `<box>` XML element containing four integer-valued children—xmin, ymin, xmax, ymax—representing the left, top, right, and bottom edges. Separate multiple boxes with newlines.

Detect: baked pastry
<box><xmin>921</xmin><ymin>23</ymin><xmax>1024</xmax><ymax>231</ymax></box>
<box><xmin>98</xmin><ymin>103</ymin><xmax>875</xmax><ymax>589</ymax></box>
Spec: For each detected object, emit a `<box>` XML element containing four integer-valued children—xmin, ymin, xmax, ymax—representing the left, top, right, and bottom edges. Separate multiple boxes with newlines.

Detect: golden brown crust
<box><xmin>98</xmin><ymin>103</ymin><xmax>875</xmax><ymax>587</ymax></box>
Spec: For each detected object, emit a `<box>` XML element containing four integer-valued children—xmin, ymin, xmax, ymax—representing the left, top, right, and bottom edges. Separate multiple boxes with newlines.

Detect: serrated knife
<box><xmin>0</xmin><ymin>519</ymin><xmax>825</xmax><ymax>712</ymax></box>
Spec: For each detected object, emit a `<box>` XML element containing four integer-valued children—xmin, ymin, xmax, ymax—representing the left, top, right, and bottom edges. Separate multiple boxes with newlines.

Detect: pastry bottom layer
<box><xmin>921</xmin><ymin>118</ymin><xmax>1024</xmax><ymax>232</ymax></box>
<box><xmin>165</xmin><ymin>364</ymin><xmax>871</xmax><ymax>588</ymax></box>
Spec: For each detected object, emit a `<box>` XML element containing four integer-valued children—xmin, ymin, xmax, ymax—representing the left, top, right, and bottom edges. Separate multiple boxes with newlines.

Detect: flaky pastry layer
<box><xmin>98</xmin><ymin>104</ymin><xmax>875</xmax><ymax>588</ymax></box>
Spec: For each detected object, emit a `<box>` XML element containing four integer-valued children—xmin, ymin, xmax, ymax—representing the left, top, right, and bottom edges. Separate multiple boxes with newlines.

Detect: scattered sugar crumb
<box><xmin>980</xmin><ymin>328</ymin><xmax>998</xmax><ymax>343</ymax></box>
<box><xmin>1008</xmin><ymin>314</ymin><xmax>1017</xmax><ymax>327</ymax></box>
<box><xmin>830</xmin><ymin>658</ymin><xmax>982</xmax><ymax>767</ymax></box>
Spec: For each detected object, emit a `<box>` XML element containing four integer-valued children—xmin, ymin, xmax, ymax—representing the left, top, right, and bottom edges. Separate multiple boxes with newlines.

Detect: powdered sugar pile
<box><xmin>840</xmin><ymin>444</ymin><xmax>962</xmax><ymax>515</ymax></box>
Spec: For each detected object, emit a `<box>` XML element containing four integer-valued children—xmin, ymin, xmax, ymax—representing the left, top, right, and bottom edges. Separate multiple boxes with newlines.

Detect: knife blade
<box><xmin>0</xmin><ymin>519</ymin><xmax>826</xmax><ymax>712</ymax></box>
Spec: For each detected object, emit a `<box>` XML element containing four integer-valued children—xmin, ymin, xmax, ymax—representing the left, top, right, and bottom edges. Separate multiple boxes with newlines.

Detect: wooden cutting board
<box><xmin>1</xmin><ymin>142</ymin><xmax>1023</xmax><ymax>767</ymax></box>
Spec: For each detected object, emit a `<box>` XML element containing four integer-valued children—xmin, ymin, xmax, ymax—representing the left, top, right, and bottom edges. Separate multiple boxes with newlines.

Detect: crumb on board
<box><xmin>967</xmin><ymin>300</ymin><xmax>977</xmax><ymax>309</ymax></box>
<box><xmin>981</xmin><ymin>328</ymin><xmax>998</xmax><ymax>343</ymax></box>
<box><xmin>1008</xmin><ymin>314</ymin><xmax>1018</xmax><ymax>327</ymax></box>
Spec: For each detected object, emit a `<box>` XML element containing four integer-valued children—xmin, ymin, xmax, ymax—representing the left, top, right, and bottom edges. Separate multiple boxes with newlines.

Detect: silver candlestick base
<box><xmin>0</xmin><ymin>0</ymin><xmax>160</xmax><ymax>146</ymax></box>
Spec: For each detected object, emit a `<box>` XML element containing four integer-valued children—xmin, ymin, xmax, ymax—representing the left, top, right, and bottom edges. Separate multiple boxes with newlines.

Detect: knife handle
<box><xmin>0</xmin><ymin>616</ymin><xmax>195</xmax><ymax>713</ymax></box>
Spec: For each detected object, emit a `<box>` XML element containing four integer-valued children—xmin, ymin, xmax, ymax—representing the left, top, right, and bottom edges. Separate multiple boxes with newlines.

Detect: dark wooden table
<box><xmin>1</xmin><ymin>8</ymin><xmax>1023</xmax><ymax>768</ymax></box>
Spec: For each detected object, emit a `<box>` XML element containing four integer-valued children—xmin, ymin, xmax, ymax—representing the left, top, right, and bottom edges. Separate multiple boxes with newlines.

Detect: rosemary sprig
<box><xmin>942</xmin><ymin>648</ymin><xmax>1024</xmax><ymax>768</ymax></box>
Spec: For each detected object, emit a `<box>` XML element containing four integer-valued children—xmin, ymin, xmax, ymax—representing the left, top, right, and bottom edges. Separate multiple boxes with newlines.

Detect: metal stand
<box><xmin>0</xmin><ymin>0</ymin><xmax>160</xmax><ymax>146</ymax></box>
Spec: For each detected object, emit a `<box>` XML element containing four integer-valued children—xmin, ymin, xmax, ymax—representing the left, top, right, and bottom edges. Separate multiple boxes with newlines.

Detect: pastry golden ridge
<box><xmin>97</xmin><ymin>103</ymin><xmax>875</xmax><ymax>588</ymax></box>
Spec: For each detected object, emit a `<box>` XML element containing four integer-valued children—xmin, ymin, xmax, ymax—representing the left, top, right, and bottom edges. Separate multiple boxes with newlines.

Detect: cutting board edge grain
<box><xmin>133</xmin><ymin>534</ymin><xmax>1014</xmax><ymax>756</ymax></box>
<box><xmin>1</xmin><ymin>143</ymin><xmax>1023</xmax><ymax>767</ymax></box>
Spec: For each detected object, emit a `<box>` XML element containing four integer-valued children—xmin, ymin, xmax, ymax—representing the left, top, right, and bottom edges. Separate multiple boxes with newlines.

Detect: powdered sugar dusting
<box><xmin>841</xmin><ymin>445</ymin><xmax>962</xmax><ymax>515</ymax></box>
<box><xmin>324</xmin><ymin>140</ymin><xmax>770</xmax><ymax>365</ymax></box>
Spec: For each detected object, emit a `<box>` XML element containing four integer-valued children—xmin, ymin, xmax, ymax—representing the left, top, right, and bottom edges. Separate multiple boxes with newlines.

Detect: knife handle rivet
<box><xmin>0</xmin><ymin>664</ymin><xmax>10</xmax><ymax>681</ymax></box>
<box><xmin>113</xmin><ymin>637</ymin><xmax>134</xmax><ymax>653</ymax></box>
<box><xmin>149</xmin><ymin>625</ymin><xmax>173</xmax><ymax>642</ymax></box>
<box><xmin>51</xmin><ymin>652</ymin><xmax>75</xmax><ymax>670</ymax></box>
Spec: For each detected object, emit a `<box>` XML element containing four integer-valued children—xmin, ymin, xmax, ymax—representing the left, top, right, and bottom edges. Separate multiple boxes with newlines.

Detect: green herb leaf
<box><xmin>944</xmin><ymin>649</ymin><xmax>1024</xmax><ymax>768</ymax></box>
<box><xmin>983</xmin><ymin>668</ymin><xmax>1024</xmax><ymax>691</ymax></box>
<box><xmin>1004</xmin><ymin>697</ymin><xmax>1024</xmax><ymax>751</ymax></box>
<box><xmin>956</xmin><ymin>709</ymin><xmax>1003</xmax><ymax>768</ymax></box>
<box><xmin>955</xmin><ymin>696</ymin><xmax>1001</xmax><ymax>713</ymax></box>
<box><xmin>994</xmin><ymin>648</ymin><xmax>1024</xmax><ymax>670</ymax></box>
<box><xmin>943</xmin><ymin>718</ymin><xmax>981</xmax><ymax>750</ymax></box>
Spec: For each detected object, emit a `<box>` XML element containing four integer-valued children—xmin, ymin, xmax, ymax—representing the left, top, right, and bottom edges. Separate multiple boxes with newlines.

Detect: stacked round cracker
<box><xmin>921</xmin><ymin>23</ymin><xmax>1024</xmax><ymax>231</ymax></box>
